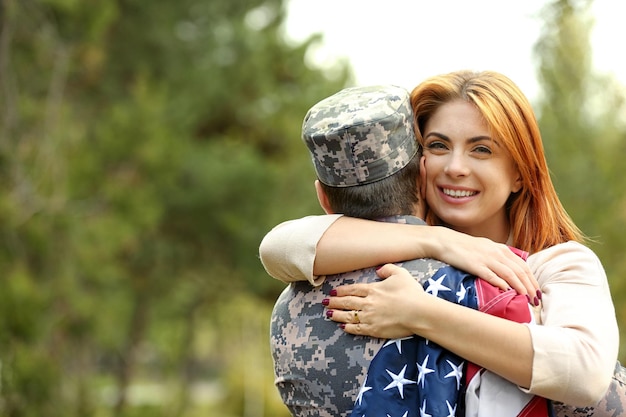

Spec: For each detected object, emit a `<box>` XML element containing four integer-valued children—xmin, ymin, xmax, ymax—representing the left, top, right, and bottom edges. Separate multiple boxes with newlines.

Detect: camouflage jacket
<box><xmin>270</xmin><ymin>216</ymin><xmax>444</xmax><ymax>416</ymax></box>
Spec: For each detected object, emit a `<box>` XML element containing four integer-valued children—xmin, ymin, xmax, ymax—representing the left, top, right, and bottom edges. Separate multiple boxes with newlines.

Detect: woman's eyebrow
<box><xmin>424</xmin><ymin>132</ymin><xmax>450</xmax><ymax>141</ymax></box>
<box><xmin>468</xmin><ymin>135</ymin><xmax>502</xmax><ymax>147</ymax></box>
<box><xmin>467</xmin><ymin>135</ymin><xmax>492</xmax><ymax>143</ymax></box>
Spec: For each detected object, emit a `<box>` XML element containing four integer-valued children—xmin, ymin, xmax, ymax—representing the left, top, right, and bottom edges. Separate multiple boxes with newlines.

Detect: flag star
<box><xmin>355</xmin><ymin>380</ymin><xmax>373</xmax><ymax>405</ymax></box>
<box><xmin>386</xmin><ymin>413</ymin><xmax>408</xmax><ymax>417</ymax></box>
<box><xmin>425</xmin><ymin>274</ymin><xmax>451</xmax><ymax>297</ymax></box>
<box><xmin>417</xmin><ymin>355</ymin><xmax>435</xmax><ymax>388</ymax></box>
<box><xmin>420</xmin><ymin>399</ymin><xmax>432</xmax><ymax>417</ymax></box>
<box><xmin>456</xmin><ymin>282</ymin><xmax>468</xmax><ymax>302</ymax></box>
<box><xmin>444</xmin><ymin>359</ymin><xmax>464</xmax><ymax>389</ymax></box>
<box><xmin>445</xmin><ymin>400</ymin><xmax>456</xmax><ymax>417</ymax></box>
<box><xmin>383</xmin><ymin>336</ymin><xmax>413</xmax><ymax>354</ymax></box>
<box><xmin>383</xmin><ymin>364</ymin><xmax>416</xmax><ymax>399</ymax></box>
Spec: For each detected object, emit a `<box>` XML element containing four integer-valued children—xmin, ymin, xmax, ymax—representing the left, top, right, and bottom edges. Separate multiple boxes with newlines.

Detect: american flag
<box><xmin>350</xmin><ymin>255</ymin><xmax>551</xmax><ymax>417</ymax></box>
<box><xmin>349</xmin><ymin>266</ymin><xmax>478</xmax><ymax>417</ymax></box>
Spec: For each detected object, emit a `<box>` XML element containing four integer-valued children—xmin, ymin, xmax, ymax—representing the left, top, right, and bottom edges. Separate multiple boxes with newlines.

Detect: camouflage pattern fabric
<box><xmin>554</xmin><ymin>361</ymin><xmax>626</xmax><ymax>417</ymax></box>
<box><xmin>301</xmin><ymin>85</ymin><xmax>418</xmax><ymax>188</ymax></box>
<box><xmin>269</xmin><ymin>216</ymin><xmax>445</xmax><ymax>416</ymax></box>
<box><xmin>270</xmin><ymin>274</ymin><xmax>383</xmax><ymax>417</ymax></box>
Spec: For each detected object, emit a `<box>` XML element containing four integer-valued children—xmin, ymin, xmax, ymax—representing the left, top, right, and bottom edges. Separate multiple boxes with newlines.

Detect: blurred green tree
<box><xmin>0</xmin><ymin>0</ymin><xmax>351</xmax><ymax>415</ymax></box>
<box><xmin>534</xmin><ymin>0</ymin><xmax>626</xmax><ymax>357</ymax></box>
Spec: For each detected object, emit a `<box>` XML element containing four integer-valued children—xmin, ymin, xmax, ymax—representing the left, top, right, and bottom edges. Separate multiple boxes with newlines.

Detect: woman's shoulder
<box><xmin>530</xmin><ymin>240</ymin><xmax>597</xmax><ymax>260</ymax></box>
<box><xmin>528</xmin><ymin>241</ymin><xmax>606</xmax><ymax>285</ymax></box>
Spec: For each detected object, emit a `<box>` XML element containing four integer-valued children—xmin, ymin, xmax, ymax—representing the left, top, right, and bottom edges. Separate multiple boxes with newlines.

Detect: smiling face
<box><xmin>421</xmin><ymin>99</ymin><xmax>522</xmax><ymax>243</ymax></box>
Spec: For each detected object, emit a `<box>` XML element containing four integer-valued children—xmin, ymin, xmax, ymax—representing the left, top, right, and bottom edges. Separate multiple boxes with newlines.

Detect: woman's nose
<box><xmin>444</xmin><ymin>152</ymin><xmax>470</xmax><ymax>177</ymax></box>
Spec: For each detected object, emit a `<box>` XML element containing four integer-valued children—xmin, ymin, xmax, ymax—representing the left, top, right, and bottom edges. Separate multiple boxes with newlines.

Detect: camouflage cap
<box><xmin>302</xmin><ymin>85</ymin><xmax>418</xmax><ymax>187</ymax></box>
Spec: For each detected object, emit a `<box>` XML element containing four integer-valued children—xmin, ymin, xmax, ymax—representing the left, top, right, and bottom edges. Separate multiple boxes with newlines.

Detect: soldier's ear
<box><xmin>314</xmin><ymin>180</ymin><xmax>334</xmax><ymax>214</ymax></box>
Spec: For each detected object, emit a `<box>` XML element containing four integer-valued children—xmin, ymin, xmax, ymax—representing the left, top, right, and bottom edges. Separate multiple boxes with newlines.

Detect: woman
<box><xmin>259</xmin><ymin>70</ymin><xmax>618</xmax><ymax>406</ymax></box>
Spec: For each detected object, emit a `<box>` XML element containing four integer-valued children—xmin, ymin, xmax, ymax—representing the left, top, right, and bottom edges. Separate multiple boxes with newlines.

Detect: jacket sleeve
<box><xmin>258</xmin><ymin>214</ymin><xmax>342</xmax><ymax>286</ymax></box>
<box><xmin>523</xmin><ymin>241</ymin><xmax>619</xmax><ymax>406</ymax></box>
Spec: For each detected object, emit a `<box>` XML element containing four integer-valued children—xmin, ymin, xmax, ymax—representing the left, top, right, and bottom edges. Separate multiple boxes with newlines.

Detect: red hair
<box><xmin>410</xmin><ymin>70</ymin><xmax>583</xmax><ymax>253</ymax></box>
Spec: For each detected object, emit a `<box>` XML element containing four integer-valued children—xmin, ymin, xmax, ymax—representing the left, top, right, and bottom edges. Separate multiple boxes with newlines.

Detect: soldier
<box><xmin>267</xmin><ymin>85</ymin><xmax>547</xmax><ymax>417</ymax></box>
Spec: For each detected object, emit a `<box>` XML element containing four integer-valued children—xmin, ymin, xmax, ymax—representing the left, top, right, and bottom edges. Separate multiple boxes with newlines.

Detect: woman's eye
<box><xmin>425</xmin><ymin>141</ymin><xmax>447</xmax><ymax>150</ymax></box>
<box><xmin>473</xmin><ymin>145</ymin><xmax>492</xmax><ymax>154</ymax></box>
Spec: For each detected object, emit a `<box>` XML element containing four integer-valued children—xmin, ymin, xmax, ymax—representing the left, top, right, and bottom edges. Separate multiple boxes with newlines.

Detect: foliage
<box><xmin>534</xmin><ymin>0</ymin><xmax>626</xmax><ymax>357</ymax></box>
<box><xmin>0</xmin><ymin>0</ymin><xmax>349</xmax><ymax>415</ymax></box>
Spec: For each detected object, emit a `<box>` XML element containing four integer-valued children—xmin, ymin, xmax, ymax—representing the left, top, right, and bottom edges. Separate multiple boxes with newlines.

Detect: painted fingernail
<box><xmin>526</xmin><ymin>294</ymin><xmax>531</xmax><ymax>304</ymax></box>
<box><xmin>534</xmin><ymin>296</ymin><xmax>540</xmax><ymax>307</ymax></box>
<box><xmin>376</xmin><ymin>265</ymin><xmax>383</xmax><ymax>271</ymax></box>
<box><xmin>322</xmin><ymin>298</ymin><xmax>329</xmax><ymax>306</ymax></box>
<box><xmin>340</xmin><ymin>323</ymin><xmax>346</xmax><ymax>329</ymax></box>
<box><xmin>536</xmin><ymin>290</ymin><xmax>542</xmax><ymax>300</ymax></box>
<box><xmin>330</xmin><ymin>289</ymin><xmax>337</xmax><ymax>296</ymax></box>
<box><xmin>326</xmin><ymin>309</ymin><xmax>334</xmax><ymax>318</ymax></box>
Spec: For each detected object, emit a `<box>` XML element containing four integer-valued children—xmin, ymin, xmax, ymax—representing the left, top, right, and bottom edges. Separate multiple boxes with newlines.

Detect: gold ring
<box><xmin>353</xmin><ymin>310</ymin><xmax>360</xmax><ymax>324</ymax></box>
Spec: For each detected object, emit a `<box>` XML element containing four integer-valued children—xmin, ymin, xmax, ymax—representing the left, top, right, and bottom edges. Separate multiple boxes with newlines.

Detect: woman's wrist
<box><xmin>411</xmin><ymin>225</ymin><xmax>447</xmax><ymax>260</ymax></box>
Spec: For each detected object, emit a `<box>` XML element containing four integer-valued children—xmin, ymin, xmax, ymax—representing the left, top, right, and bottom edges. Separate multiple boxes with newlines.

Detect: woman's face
<box><xmin>421</xmin><ymin>99</ymin><xmax>522</xmax><ymax>243</ymax></box>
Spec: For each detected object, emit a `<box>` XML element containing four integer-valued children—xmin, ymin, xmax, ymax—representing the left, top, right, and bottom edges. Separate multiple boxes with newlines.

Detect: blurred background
<box><xmin>0</xmin><ymin>0</ymin><xmax>624</xmax><ymax>416</ymax></box>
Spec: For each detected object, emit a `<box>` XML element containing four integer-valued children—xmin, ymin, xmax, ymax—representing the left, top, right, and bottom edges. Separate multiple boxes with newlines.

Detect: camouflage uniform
<box><xmin>301</xmin><ymin>84</ymin><xmax>418</xmax><ymax>188</ymax></box>
<box><xmin>271</xmin><ymin>85</ymin><xmax>423</xmax><ymax>415</ymax></box>
<box><xmin>270</xmin><ymin>215</ymin><xmax>445</xmax><ymax>416</ymax></box>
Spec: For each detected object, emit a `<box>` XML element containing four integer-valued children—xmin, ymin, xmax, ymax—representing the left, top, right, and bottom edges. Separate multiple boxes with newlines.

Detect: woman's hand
<box><xmin>325</xmin><ymin>264</ymin><xmax>428</xmax><ymax>339</ymax></box>
<box><xmin>430</xmin><ymin>227</ymin><xmax>540</xmax><ymax>299</ymax></box>
<box><xmin>326</xmin><ymin>263</ymin><xmax>535</xmax><ymax>387</ymax></box>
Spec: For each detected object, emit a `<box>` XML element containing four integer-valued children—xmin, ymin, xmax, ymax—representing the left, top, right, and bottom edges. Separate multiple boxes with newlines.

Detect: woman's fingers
<box><xmin>341</xmin><ymin>323</ymin><xmax>366</xmax><ymax>335</ymax></box>
<box><xmin>330</xmin><ymin>282</ymin><xmax>371</xmax><ymax>297</ymax></box>
<box><xmin>436</xmin><ymin>231</ymin><xmax>540</xmax><ymax>297</ymax></box>
<box><xmin>375</xmin><ymin>263</ymin><xmax>409</xmax><ymax>279</ymax></box>
<box><xmin>478</xmin><ymin>250</ymin><xmax>540</xmax><ymax>300</ymax></box>
<box><xmin>324</xmin><ymin>264</ymin><xmax>419</xmax><ymax>336</ymax></box>
<box><xmin>327</xmin><ymin>308</ymin><xmax>366</xmax><ymax>325</ymax></box>
<box><xmin>325</xmin><ymin>294</ymin><xmax>367</xmax><ymax>311</ymax></box>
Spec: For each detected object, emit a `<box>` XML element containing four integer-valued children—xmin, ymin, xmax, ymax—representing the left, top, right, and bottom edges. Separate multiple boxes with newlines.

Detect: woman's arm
<box><xmin>327</xmin><ymin>264</ymin><xmax>534</xmax><ymax>387</ymax></box>
<box><xmin>316</xmin><ymin>217</ymin><xmax>537</xmax><ymax>295</ymax></box>
<box><xmin>524</xmin><ymin>242</ymin><xmax>619</xmax><ymax>405</ymax></box>
<box><xmin>260</xmin><ymin>215</ymin><xmax>538</xmax><ymax>294</ymax></box>
<box><xmin>259</xmin><ymin>214</ymin><xmax>342</xmax><ymax>286</ymax></box>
